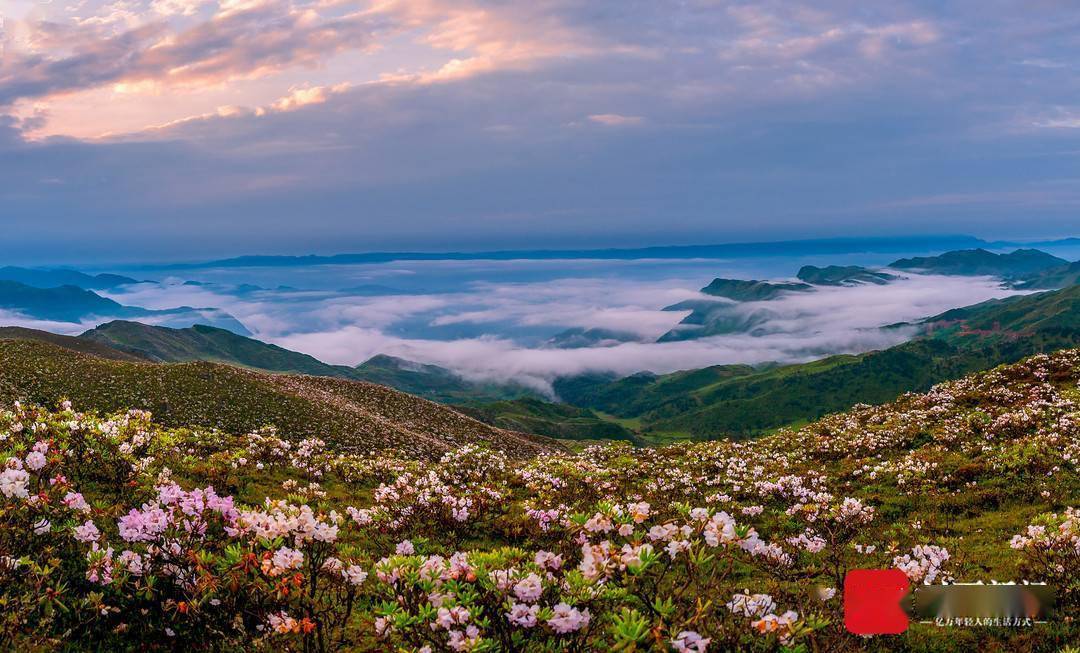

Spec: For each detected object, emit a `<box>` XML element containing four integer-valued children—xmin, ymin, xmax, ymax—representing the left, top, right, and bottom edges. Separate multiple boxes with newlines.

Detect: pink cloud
<box><xmin>587</xmin><ymin>113</ymin><xmax>644</xmax><ymax>126</ymax></box>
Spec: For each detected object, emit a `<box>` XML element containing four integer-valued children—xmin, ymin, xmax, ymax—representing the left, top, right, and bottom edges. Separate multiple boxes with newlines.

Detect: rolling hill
<box><xmin>489</xmin><ymin>284</ymin><xmax>1080</xmax><ymax>441</ymax></box>
<box><xmin>0</xmin><ymin>281</ymin><xmax>250</xmax><ymax>333</ymax></box>
<box><xmin>698</xmin><ymin>277</ymin><xmax>811</xmax><ymax>301</ymax></box>
<box><xmin>353</xmin><ymin>354</ymin><xmax>538</xmax><ymax>403</ymax></box>
<box><xmin>79</xmin><ymin>321</ymin><xmax>538</xmax><ymax>404</ymax></box>
<box><xmin>458</xmin><ymin>397</ymin><xmax>637</xmax><ymax>442</ymax></box>
<box><xmin>0</xmin><ymin>338</ymin><xmax>558</xmax><ymax>459</ymax></box>
<box><xmin>888</xmin><ymin>248</ymin><xmax>1066</xmax><ymax>277</ymax></box>
<box><xmin>6</xmin><ymin>340</ymin><xmax>1079</xmax><ymax>650</ymax></box>
<box><xmin>795</xmin><ymin>264</ymin><xmax>896</xmax><ymax>285</ymax></box>
<box><xmin>82</xmin><ymin>320</ymin><xmax>355</xmax><ymax>375</ymax></box>
<box><xmin>0</xmin><ymin>266</ymin><xmax>139</xmax><ymax>289</ymax></box>
<box><xmin>0</xmin><ymin>326</ymin><xmax>149</xmax><ymax>362</ymax></box>
<box><xmin>1012</xmin><ymin>260</ymin><xmax>1080</xmax><ymax>289</ymax></box>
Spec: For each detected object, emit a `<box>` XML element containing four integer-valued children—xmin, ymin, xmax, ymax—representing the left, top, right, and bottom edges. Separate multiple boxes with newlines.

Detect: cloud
<box><xmin>587</xmin><ymin>113</ymin><xmax>644</xmax><ymax>126</ymax></box>
<box><xmin>253</xmin><ymin>270</ymin><xmax>1023</xmax><ymax>394</ymax></box>
<box><xmin>1</xmin><ymin>2</ymin><xmax>1080</xmax><ymax>261</ymax></box>
<box><xmin>0</xmin><ymin>1</ymin><xmax>381</xmax><ymax>105</ymax></box>
<box><xmin>0</xmin><ymin>311</ymin><xmax>99</xmax><ymax>335</ymax></box>
<box><xmin>12</xmin><ymin>256</ymin><xmax>1030</xmax><ymax>397</ymax></box>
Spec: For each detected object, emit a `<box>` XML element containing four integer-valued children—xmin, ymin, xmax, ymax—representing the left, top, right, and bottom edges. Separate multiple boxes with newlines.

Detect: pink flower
<box><xmin>534</xmin><ymin>550</ymin><xmax>563</xmax><ymax>571</ymax></box>
<box><xmin>433</xmin><ymin>606</ymin><xmax>471</xmax><ymax>631</ymax></box>
<box><xmin>267</xmin><ymin>611</ymin><xmax>297</xmax><ymax>634</ymax></box>
<box><xmin>24</xmin><ymin>451</ymin><xmax>47</xmax><ymax>472</ymax></box>
<box><xmin>396</xmin><ymin>539</ymin><xmax>415</xmax><ymax>555</ymax></box>
<box><xmin>547</xmin><ymin>603</ymin><xmax>590</xmax><ymax>634</ymax></box>
<box><xmin>73</xmin><ymin>520</ymin><xmax>100</xmax><ymax>543</ymax></box>
<box><xmin>343</xmin><ymin>564</ymin><xmax>368</xmax><ymax>586</ymax></box>
<box><xmin>513</xmin><ymin>573</ymin><xmax>543</xmax><ymax>603</ymax></box>
<box><xmin>63</xmin><ymin>492</ymin><xmax>91</xmax><ymax>512</ymax></box>
<box><xmin>507</xmin><ymin>602</ymin><xmax>539</xmax><ymax>628</ymax></box>
<box><xmin>671</xmin><ymin>630</ymin><xmax>710</xmax><ymax>652</ymax></box>
<box><xmin>117</xmin><ymin>505</ymin><xmax>169</xmax><ymax>542</ymax></box>
<box><xmin>0</xmin><ymin>467</ymin><xmax>29</xmax><ymax>499</ymax></box>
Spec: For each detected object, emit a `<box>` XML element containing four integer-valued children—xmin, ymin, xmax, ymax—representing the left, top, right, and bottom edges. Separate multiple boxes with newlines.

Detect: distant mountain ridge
<box><xmin>0</xmin><ymin>281</ymin><xmax>142</xmax><ymax>322</ymax></box>
<box><xmin>699</xmin><ymin>278</ymin><xmax>812</xmax><ymax>301</ymax></box>
<box><xmin>156</xmin><ymin>235</ymin><xmax>993</xmax><ymax>268</ymax></box>
<box><xmin>0</xmin><ymin>280</ymin><xmax>250</xmax><ymax>333</ymax></box>
<box><xmin>657</xmin><ymin>278</ymin><xmax>809</xmax><ymax>342</ymax></box>
<box><xmin>796</xmin><ymin>265</ymin><xmax>897</xmax><ymax>286</ymax></box>
<box><xmin>0</xmin><ymin>266</ymin><xmax>139</xmax><ymax>290</ymax></box>
<box><xmin>888</xmin><ymin>248</ymin><xmax>1067</xmax><ymax>277</ymax></box>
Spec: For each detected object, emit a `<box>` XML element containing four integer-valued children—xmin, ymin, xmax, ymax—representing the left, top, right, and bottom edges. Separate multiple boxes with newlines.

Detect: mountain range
<box><xmin>8</xmin><ymin>244</ymin><xmax>1080</xmax><ymax>445</ymax></box>
<box><xmin>0</xmin><ymin>279</ymin><xmax>250</xmax><ymax>333</ymax></box>
<box><xmin>888</xmin><ymin>248</ymin><xmax>1067</xmax><ymax>277</ymax></box>
<box><xmin>149</xmin><ymin>234</ymin><xmax>1080</xmax><ymax>269</ymax></box>
<box><xmin>8</xmin><ymin>277</ymin><xmax>1080</xmax><ymax>443</ymax></box>
<box><xmin>0</xmin><ymin>266</ymin><xmax>139</xmax><ymax>289</ymax></box>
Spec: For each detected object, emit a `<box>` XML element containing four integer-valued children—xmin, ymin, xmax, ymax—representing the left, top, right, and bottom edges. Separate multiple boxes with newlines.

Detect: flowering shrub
<box><xmin>3</xmin><ymin>348</ymin><xmax>1080</xmax><ymax>649</ymax></box>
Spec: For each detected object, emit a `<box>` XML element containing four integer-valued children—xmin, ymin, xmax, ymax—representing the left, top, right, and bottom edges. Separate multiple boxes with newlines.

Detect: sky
<box><xmin>2</xmin><ymin>1</ymin><xmax>1080</xmax><ymax>262</ymax></box>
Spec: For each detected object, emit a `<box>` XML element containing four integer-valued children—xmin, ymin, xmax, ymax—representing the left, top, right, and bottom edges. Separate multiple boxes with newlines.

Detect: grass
<box><xmin>0</xmin><ymin>338</ymin><xmax>559</xmax><ymax>460</ymax></box>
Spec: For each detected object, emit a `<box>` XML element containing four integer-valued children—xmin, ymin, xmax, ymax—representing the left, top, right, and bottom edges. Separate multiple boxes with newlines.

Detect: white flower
<box><xmin>513</xmin><ymin>573</ymin><xmax>543</xmax><ymax>603</ymax></box>
<box><xmin>24</xmin><ymin>451</ymin><xmax>47</xmax><ymax>471</ymax></box>
<box><xmin>0</xmin><ymin>467</ymin><xmax>30</xmax><ymax>499</ymax></box>
<box><xmin>671</xmin><ymin>630</ymin><xmax>710</xmax><ymax>652</ymax></box>
<box><xmin>343</xmin><ymin>564</ymin><xmax>368</xmax><ymax>586</ymax></box>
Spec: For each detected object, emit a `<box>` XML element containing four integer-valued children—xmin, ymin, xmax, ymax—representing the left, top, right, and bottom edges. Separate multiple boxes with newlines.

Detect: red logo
<box><xmin>844</xmin><ymin>569</ymin><xmax>910</xmax><ymax>635</ymax></box>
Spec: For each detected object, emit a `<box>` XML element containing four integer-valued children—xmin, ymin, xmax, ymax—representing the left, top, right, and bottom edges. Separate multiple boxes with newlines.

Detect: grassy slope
<box><xmin>11</xmin><ymin>347</ymin><xmax>1079</xmax><ymax>650</ymax></box>
<box><xmin>353</xmin><ymin>355</ymin><xmax>539</xmax><ymax>404</ymax></box>
<box><xmin>0</xmin><ymin>326</ymin><xmax>149</xmax><ymax>362</ymax></box>
<box><xmin>81</xmin><ymin>321</ymin><xmax>356</xmax><ymax>376</ymax></box>
<box><xmin>888</xmin><ymin>247</ymin><xmax>1067</xmax><ymax>276</ymax></box>
<box><xmin>458</xmin><ymin>397</ymin><xmax>639</xmax><ymax>443</ymax></box>
<box><xmin>80</xmin><ymin>321</ymin><xmax>536</xmax><ymax>404</ymax></box>
<box><xmin>0</xmin><ymin>338</ymin><xmax>557</xmax><ymax>459</ymax></box>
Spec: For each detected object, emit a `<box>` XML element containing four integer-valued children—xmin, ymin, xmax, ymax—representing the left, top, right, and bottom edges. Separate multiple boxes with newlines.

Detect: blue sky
<box><xmin>2</xmin><ymin>1</ymin><xmax>1080</xmax><ymax>262</ymax></box>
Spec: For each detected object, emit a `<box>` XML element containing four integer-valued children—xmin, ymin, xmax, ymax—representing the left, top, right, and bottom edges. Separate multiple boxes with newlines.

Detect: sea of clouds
<box><xmin>52</xmin><ymin>257</ymin><xmax>1022</xmax><ymax>395</ymax></box>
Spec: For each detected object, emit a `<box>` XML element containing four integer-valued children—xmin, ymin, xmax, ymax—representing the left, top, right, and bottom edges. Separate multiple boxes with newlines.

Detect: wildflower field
<box><xmin>3</xmin><ymin>350</ymin><xmax>1080</xmax><ymax>651</ymax></box>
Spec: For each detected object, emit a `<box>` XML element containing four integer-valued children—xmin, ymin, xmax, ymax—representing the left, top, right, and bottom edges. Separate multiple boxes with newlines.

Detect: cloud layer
<box><xmin>97</xmin><ymin>259</ymin><xmax>1024</xmax><ymax>393</ymax></box>
<box><xmin>1</xmin><ymin>2</ymin><xmax>1079</xmax><ymax>261</ymax></box>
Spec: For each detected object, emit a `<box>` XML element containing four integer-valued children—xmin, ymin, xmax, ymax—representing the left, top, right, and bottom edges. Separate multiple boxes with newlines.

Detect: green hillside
<box><xmin>553</xmin><ymin>364</ymin><xmax>759</xmax><ymax>417</ymax></box>
<box><xmin>353</xmin><ymin>354</ymin><xmax>538</xmax><ymax>403</ymax></box>
<box><xmin>1014</xmin><ymin>260</ymin><xmax>1080</xmax><ymax>289</ymax></box>
<box><xmin>5</xmin><ymin>347</ymin><xmax>1080</xmax><ymax>650</ymax></box>
<box><xmin>0</xmin><ymin>338</ymin><xmax>556</xmax><ymax>459</ymax></box>
<box><xmin>888</xmin><ymin>247</ymin><xmax>1066</xmax><ymax>277</ymax></box>
<box><xmin>82</xmin><ymin>320</ymin><xmax>355</xmax><ymax>376</ymax></box>
<box><xmin>78</xmin><ymin>321</ymin><xmax>537</xmax><ymax>404</ymax></box>
<box><xmin>699</xmin><ymin>277</ymin><xmax>811</xmax><ymax>301</ymax></box>
<box><xmin>459</xmin><ymin>397</ymin><xmax>638</xmax><ymax>442</ymax></box>
<box><xmin>0</xmin><ymin>326</ymin><xmax>149</xmax><ymax>362</ymax></box>
<box><xmin>796</xmin><ymin>264</ymin><xmax>896</xmax><ymax>285</ymax></box>
<box><xmin>491</xmin><ymin>285</ymin><xmax>1080</xmax><ymax>441</ymax></box>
